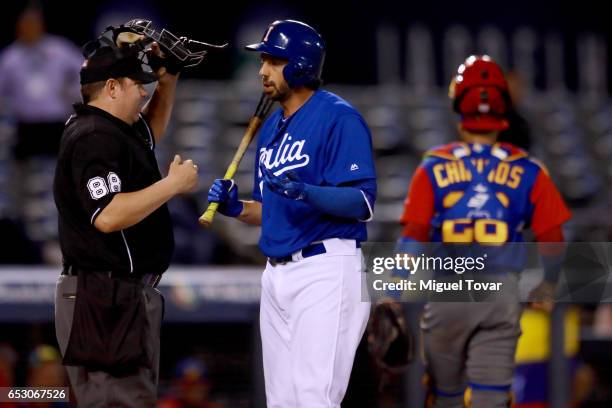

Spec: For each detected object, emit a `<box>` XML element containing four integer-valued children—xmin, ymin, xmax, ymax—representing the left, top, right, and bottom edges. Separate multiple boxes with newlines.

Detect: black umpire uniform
<box><xmin>53</xmin><ymin>41</ymin><xmax>174</xmax><ymax>406</ymax></box>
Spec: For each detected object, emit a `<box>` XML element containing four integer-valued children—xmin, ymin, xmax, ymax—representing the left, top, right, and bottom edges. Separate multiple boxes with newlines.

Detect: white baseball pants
<box><xmin>260</xmin><ymin>238</ymin><xmax>371</xmax><ymax>408</ymax></box>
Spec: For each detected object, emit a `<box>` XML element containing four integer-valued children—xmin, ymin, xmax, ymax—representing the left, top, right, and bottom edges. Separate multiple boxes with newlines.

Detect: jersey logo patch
<box><xmin>259</xmin><ymin>132</ymin><xmax>310</xmax><ymax>176</ymax></box>
<box><xmin>350</xmin><ymin>163</ymin><xmax>359</xmax><ymax>171</ymax></box>
<box><xmin>466</xmin><ymin>183</ymin><xmax>491</xmax><ymax>218</ymax></box>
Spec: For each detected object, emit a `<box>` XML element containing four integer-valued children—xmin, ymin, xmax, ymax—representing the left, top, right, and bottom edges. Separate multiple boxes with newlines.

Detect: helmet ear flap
<box><xmin>283</xmin><ymin>57</ymin><xmax>312</xmax><ymax>88</ymax></box>
<box><xmin>282</xmin><ymin>62</ymin><xmax>299</xmax><ymax>88</ymax></box>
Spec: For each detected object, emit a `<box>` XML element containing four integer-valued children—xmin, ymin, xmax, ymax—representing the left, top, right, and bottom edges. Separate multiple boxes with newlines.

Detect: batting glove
<box><xmin>260</xmin><ymin>166</ymin><xmax>306</xmax><ymax>200</ymax></box>
<box><xmin>207</xmin><ymin>179</ymin><xmax>243</xmax><ymax>217</ymax></box>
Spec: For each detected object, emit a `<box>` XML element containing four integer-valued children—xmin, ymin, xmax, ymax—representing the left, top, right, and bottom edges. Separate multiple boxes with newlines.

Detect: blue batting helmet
<box><xmin>245</xmin><ymin>20</ymin><xmax>326</xmax><ymax>88</ymax></box>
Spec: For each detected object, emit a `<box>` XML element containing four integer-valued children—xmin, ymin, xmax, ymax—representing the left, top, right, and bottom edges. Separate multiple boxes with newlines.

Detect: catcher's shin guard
<box><xmin>464</xmin><ymin>383</ymin><xmax>514</xmax><ymax>408</ymax></box>
<box><xmin>423</xmin><ymin>374</ymin><xmax>465</xmax><ymax>408</ymax></box>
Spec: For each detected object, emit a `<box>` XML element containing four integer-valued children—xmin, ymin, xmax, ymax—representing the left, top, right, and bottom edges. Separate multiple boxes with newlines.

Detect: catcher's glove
<box><xmin>367</xmin><ymin>299</ymin><xmax>414</xmax><ymax>376</ymax></box>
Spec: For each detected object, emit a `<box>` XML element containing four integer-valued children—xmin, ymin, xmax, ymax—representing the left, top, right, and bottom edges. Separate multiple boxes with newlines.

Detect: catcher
<box><xmin>398</xmin><ymin>55</ymin><xmax>571</xmax><ymax>407</ymax></box>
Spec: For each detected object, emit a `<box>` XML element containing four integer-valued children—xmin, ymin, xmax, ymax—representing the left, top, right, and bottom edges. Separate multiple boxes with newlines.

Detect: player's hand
<box><xmin>146</xmin><ymin>42</ymin><xmax>170</xmax><ymax>79</ymax></box>
<box><xmin>167</xmin><ymin>154</ymin><xmax>198</xmax><ymax>194</ymax></box>
<box><xmin>527</xmin><ymin>281</ymin><xmax>556</xmax><ymax>313</ymax></box>
<box><xmin>207</xmin><ymin>179</ymin><xmax>243</xmax><ymax>217</ymax></box>
<box><xmin>260</xmin><ymin>165</ymin><xmax>305</xmax><ymax>200</ymax></box>
<box><xmin>147</xmin><ymin>41</ymin><xmax>184</xmax><ymax>76</ymax></box>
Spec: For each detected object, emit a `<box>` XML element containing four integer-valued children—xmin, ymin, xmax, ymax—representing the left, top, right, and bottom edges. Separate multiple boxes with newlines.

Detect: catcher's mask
<box><xmin>121</xmin><ymin>19</ymin><xmax>227</xmax><ymax>69</ymax></box>
<box><xmin>80</xmin><ymin>24</ymin><xmax>157</xmax><ymax>85</ymax></box>
<box><xmin>448</xmin><ymin>55</ymin><xmax>511</xmax><ymax>132</ymax></box>
<box><xmin>80</xmin><ymin>19</ymin><xmax>227</xmax><ymax>84</ymax></box>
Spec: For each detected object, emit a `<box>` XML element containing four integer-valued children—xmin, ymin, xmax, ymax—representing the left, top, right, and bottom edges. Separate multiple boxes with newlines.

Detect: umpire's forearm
<box><xmin>237</xmin><ymin>201</ymin><xmax>262</xmax><ymax>226</ymax></box>
<box><xmin>142</xmin><ymin>73</ymin><xmax>179</xmax><ymax>143</ymax></box>
<box><xmin>94</xmin><ymin>178</ymin><xmax>177</xmax><ymax>233</ymax></box>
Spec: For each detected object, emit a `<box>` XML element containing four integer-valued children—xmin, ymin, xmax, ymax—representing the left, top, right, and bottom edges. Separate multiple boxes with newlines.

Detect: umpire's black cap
<box><xmin>79</xmin><ymin>45</ymin><xmax>158</xmax><ymax>85</ymax></box>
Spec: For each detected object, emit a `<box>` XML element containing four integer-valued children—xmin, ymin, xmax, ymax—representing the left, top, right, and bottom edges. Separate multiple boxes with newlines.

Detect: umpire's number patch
<box><xmin>87</xmin><ymin>172</ymin><xmax>121</xmax><ymax>200</ymax></box>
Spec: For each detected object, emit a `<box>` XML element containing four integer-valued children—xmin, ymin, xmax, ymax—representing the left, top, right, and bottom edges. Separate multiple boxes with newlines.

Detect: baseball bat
<box><xmin>199</xmin><ymin>93</ymin><xmax>274</xmax><ymax>227</ymax></box>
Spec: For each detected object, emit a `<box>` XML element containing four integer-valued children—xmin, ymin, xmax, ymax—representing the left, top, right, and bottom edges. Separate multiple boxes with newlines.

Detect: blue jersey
<box><xmin>401</xmin><ymin>142</ymin><xmax>571</xmax><ymax>272</ymax></box>
<box><xmin>253</xmin><ymin>90</ymin><xmax>377</xmax><ymax>258</ymax></box>
<box><xmin>422</xmin><ymin>142</ymin><xmax>545</xmax><ymax>243</ymax></box>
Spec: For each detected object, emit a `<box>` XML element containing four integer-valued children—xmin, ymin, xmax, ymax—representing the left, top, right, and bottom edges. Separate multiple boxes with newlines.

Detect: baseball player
<box><xmin>208</xmin><ymin>20</ymin><xmax>377</xmax><ymax>408</ymax></box>
<box><xmin>53</xmin><ymin>23</ymin><xmax>201</xmax><ymax>406</ymax></box>
<box><xmin>398</xmin><ymin>55</ymin><xmax>571</xmax><ymax>407</ymax></box>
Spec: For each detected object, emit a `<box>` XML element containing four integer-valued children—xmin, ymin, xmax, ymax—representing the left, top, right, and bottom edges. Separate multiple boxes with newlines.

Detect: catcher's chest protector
<box><xmin>425</xmin><ymin>144</ymin><xmax>537</xmax><ymax>245</ymax></box>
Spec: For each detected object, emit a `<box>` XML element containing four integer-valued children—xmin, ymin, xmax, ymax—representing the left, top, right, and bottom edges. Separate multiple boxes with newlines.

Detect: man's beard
<box><xmin>265</xmin><ymin>81</ymin><xmax>290</xmax><ymax>102</ymax></box>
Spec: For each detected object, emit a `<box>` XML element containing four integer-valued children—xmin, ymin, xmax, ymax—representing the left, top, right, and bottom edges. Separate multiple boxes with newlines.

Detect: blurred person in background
<box><xmin>158</xmin><ymin>357</ymin><xmax>222</xmax><ymax>408</ymax></box>
<box><xmin>0</xmin><ymin>3</ymin><xmax>82</xmax><ymax>265</ymax></box>
<box><xmin>26</xmin><ymin>344</ymin><xmax>67</xmax><ymax>388</ymax></box>
<box><xmin>22</xmin><ymin>344</ymin><xmax>70</xmax><ymax>408</ymax></box>
<box><xmin>0</xmin><ymin>3</ymin><xmax>82</xmax><ymax>160</ymax></box>
<box><xmin>0</xmin><ymin>343</ymin><xmax>18</xmax><ymax>408</ymax></box>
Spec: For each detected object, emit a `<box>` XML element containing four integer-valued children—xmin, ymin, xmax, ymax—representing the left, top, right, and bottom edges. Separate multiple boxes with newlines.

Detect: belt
<box><xmin>268</xmin><ymin>240</ymin><xmax>361</xmax><ymax>266</ymax></box>
<box><xmin>61</xmin><ymin>265</ymin><xmax>161</xmax><ymax>288</ymax></box>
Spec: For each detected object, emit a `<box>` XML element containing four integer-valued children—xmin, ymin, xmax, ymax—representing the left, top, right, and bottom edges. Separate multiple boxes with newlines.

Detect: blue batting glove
<box><xmin>207</xmin><ymin>179</ymin><xmax>243</xmax><ymax>217</ymax></box>
<box><xmin>260</xmin><ymin>165</ymin><xmax>306</xmax><ymax>200</ymax></box>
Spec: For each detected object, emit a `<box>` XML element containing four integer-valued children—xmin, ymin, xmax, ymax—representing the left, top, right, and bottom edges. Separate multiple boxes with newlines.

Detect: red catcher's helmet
<box><xmin>449</xmin><ymin>55</ymin><xmax>510</xmax><ymax>132</ymax></box>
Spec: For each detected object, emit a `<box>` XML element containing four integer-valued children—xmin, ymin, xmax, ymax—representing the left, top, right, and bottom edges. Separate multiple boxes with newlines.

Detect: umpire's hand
<box><xmin>207</xmin><ymin>179</ymin><xmax>244</xmax><ymax>217</ymax></box>
<box><xmin>167</xmin><ymin>154</ymin><xmax>199</xmax><ymax>194</ymax></box>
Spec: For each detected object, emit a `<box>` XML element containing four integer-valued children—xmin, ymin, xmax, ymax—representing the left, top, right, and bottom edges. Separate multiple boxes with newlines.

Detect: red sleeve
<box><xmin>536</xmin><ymin>225</ymin><xmax>566</xmax><ymax>258</ymax></box>
<box><xmin>529</xmin><ymin>170</ymin><xmax>571</xmax><ymax>236</ymax></box>
<box><xmin>399</xmin><ymin>166</ymin><xmax>435</xmax><ymax>241</ymax></box>
<box><xmin>536</xmin><ymin>226</ymin><xmax>564</xmax><ymax>243</ymax></box>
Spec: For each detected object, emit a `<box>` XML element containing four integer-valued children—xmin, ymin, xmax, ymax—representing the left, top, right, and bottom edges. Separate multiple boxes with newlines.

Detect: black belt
<box><xmin>61</xmin><ymin>265</ymin><xmax>161</xmax><ymax>288</ymax></box>
<box><xmin>268</xmin><ymin>240</ymin><xmax>361</xmax><ymax>266</ymax></box>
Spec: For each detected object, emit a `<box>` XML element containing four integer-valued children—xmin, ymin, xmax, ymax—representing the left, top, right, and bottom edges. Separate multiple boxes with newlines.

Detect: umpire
<box><xmin>52</xmin><ymin>27</ymin><xmax>198</xmax><ymax>406</ymax></box>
